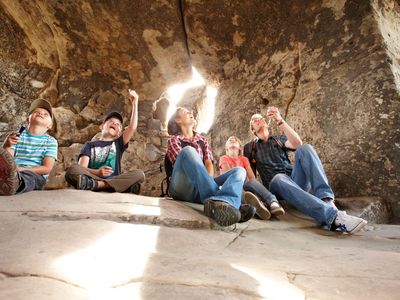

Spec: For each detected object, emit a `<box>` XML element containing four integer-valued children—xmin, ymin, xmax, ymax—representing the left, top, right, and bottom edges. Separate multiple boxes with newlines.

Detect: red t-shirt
<box><xmin>219</xmin><ymin>155</ymin><xmax>250</xmax><ymax>173</ymax></box>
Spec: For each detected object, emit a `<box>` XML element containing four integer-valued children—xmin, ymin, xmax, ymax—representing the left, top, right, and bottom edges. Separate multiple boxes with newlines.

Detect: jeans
<box><xmin>17</xmin><ymin>170</ymin><xmax>46</xmax><ymax>194</ymax></box>
<box><xmin>168</xmin><ymin>147</ymin><xmax>245</xmax><ymax>209</ymax></box>
<box><xmin>269</xmin><ymin>144</ymin><xmax>337</xmax><ymax>227</ymax></box>
<box><xmin>244</xmin><ymin>178</ymin><xmax>277</xmax><ymax>206</ymax></box>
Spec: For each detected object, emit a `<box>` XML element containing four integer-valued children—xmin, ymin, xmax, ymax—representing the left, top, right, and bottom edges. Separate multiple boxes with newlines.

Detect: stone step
<box><xmin>335</xmin><ymin>196</ymin><xmax>391</xmax><ymax>224</ymax></box>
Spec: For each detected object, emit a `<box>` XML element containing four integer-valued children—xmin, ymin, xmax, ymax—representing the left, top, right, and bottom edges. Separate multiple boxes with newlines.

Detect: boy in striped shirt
<box><xmin>0</xmin><ymin>99</ymin><xmax>58</xmax><ymax>195</ymax></box>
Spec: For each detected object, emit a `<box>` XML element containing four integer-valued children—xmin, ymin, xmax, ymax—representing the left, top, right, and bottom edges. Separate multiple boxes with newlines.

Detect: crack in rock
<box><xmin>25</xmin><ymin>212</ymin><xmax>210</xmax><ymax>229</ymax></box>
<box><xmin>113</xmin><ymin>276</ymin><xmax>264</xmax><ymax>299</ymax></box>
<box><xmin>0</xmin><ymin>271</ymin><xmax>83</xmax><ymax>289</ymax></box>
<box><xmin>225</xmin><ymin>223</ymin><xmax>250</xmax><ymax>248</ymax></box>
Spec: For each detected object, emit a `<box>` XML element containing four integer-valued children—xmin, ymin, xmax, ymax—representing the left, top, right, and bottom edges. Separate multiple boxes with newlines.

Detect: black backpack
<box><xmin>160</xmin><ymin>139</ymin><xmax>206</xmax><ymax>197</ymax></box>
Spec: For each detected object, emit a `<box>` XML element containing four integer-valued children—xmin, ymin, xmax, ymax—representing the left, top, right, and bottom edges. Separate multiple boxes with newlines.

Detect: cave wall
<box><xmin>0</xmin><ymin>0</ymin><xmax>192</xmax><ymax>195</ymax></box>
<box><xmin>184</xmin><ymin>0</ymin><xmax>399</xmax><ymax>217</ymax></box>
<box><xmin>0</xmin><ymin>0</ymin><xmax>398</xmax><ymax>217</ymax></box>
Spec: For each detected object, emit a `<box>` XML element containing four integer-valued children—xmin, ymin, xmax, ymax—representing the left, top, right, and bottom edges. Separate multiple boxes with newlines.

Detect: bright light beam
<box><xmin>166</xmin><ymin>67</ymin><xmax>217</xmax><ymax>134</ymax></box>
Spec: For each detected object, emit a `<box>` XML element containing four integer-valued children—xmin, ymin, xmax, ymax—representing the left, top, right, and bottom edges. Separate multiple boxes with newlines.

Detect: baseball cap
<box><xmin>103</xmin><ymin>111</ymin><xmax>123</xmax><ymax>123</ymax></box>
<box><xmin>29</xmin><ymin>98</ymin><xmax>53</xmax><ymax>119</ymax></box>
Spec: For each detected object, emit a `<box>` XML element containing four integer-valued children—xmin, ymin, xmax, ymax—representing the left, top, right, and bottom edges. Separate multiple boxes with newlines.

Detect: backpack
<box><xmin>160</xmin><ymin>139</ymin><xmax>206</xmax><ymax>197</ymax></box>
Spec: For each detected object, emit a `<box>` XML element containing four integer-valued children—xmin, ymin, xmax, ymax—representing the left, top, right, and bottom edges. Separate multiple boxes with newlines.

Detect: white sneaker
<box><xmin>244</xmin><ymin>191</ymin><xmax>271</xmax><ymax>220</ymax></box>
<box><xmin>334</xmin><ymin>211</ymin><xmax>367</xmax><ymax>234</ymax></box>
<box><xmin>270</xmin><ymin>201</ymin><xmax>285</xmax><ymax>216</ymax></box>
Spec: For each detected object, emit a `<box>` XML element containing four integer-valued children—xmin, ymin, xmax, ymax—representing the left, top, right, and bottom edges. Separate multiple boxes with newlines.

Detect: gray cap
<box><xmin>29</xmin><ymin>98</ymin><xmax>53</xmax><ymax>119</ymax></box>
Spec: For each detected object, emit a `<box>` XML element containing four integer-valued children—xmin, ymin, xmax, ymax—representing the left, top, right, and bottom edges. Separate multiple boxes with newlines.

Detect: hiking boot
<box><xmin>333</xmin><ymin>211</ymin><xmax>367</xmax><ymax>234</ymax></box>
<box><xmin>322</xmin><ymin>197</ymin><xmax>337</xmax><ymax>209</ymax></box>
<box><xmin>77</xmin><ymin>175</ymin><xmax>97</xmax><ymax>191</ymax></box>
<box><xmin>0</xmin><ymin>148</ymin><xmax>19</xmax><ymax>196</ymax></box>
<box><xmin>239</xmin><ymin>204</ymin><xmax>256</xmax><ymax>223</ymax></box>
<box><xmin>128</xmin><ymin>182</ymin><xmax>141</xmax><ymax>194</ymax></box>
<box><xmin>270</xmin><ymin>201</ymin><xmax>285</xmax><ymax>216</ymax></box>
<box><xmin>204</xmin><ymin>199</ymin><xmax>241</xmax><ymax>226</ymax></box>
<box><xmin>243</xmin><ymin>191</ymin><xmax>271</xmax><ymax>220</ymax></box>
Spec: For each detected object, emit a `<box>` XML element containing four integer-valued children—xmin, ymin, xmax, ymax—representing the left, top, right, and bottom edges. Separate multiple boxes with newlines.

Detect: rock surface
<box><xmin>0</xmin><ymin>190</ymin><xmax>399</xmax><ymax>299</ymax></box>
<box><xmin>0</xmin><ymin>1</ymin><xmax>398</xmax><ymax>218</ymax></box>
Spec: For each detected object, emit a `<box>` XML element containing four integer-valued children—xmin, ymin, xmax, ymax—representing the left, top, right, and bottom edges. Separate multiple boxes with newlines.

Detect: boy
<box><xmin>166</xmin><ymin>107</ymin><xmax>255</xmax><ymax>226</ymax></box>
<box><xmin>0</xmin><ymin>98</ymin><xmax>58</xmax><ymax>195</ymax></box>
<box><xmin>65</xmin><ymin>89</ymin><xmax>144</xmax><ymax>193</ymax></box>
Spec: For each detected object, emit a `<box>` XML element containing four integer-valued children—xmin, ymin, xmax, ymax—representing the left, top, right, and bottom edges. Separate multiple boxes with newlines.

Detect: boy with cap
<box><xmin>65</xmin><ymin>89</ymin><xmax>144</xmax><ymax>193</ymax></box>
<box><xmin>0</xmin><ymin>98</ymin><xmax>58</xmax><ymax>195</ymax></box>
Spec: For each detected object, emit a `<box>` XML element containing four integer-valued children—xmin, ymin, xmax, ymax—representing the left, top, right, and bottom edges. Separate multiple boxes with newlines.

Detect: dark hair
<box><xmin>167</xmin><ymin>107</ymin><xmax>184</xmax><ymax>136</ymax></box>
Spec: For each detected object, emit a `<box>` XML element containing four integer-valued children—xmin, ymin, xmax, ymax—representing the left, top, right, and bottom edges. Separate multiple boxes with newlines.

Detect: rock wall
<box><xmin>184</xmin><ymin>0</ymin><xmax>399</xmax><ymax>219</ymax></box>
<box><xmin>0</xmin><ymin>0</ymin><xmax>192</xmax><ymax>196</ymax></box>
<box><xmin>0</xmin><ymin>0</ymin><xmax>398</xmax><ymax>218</ymax></box>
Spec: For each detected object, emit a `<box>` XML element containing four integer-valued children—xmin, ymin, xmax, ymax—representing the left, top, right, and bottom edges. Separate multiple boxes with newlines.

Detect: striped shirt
<box><xmin>11</xmin><ymin>131</ymin><xmax>58</xmax><ymax>178</ymax></box>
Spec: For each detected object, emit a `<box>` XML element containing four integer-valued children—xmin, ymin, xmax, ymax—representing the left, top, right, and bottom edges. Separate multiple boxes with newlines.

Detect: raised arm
<box><xmin>267</xmin><ymin>106</ymin><xmax>302</xmax><ymax>149</ymax></box>
<box><xmin>122</xmin><ymin>89</ymin><xmax>139</xmax><ymax>145</ymax></box>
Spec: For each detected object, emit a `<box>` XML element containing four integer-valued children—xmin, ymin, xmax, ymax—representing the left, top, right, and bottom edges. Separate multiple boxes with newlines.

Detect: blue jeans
<box><xmin>244</xmin><ymin>178</ymin><xmax>277</xmax><ymax>206</ymax></box>
<box><xmin>17</xmin><ymin>171</ymin><xmax>46</xmax><ymax>194</ymax></box>
<box><xmin>168</xmin><ymin>147</ymin><xmax>245</xmax><ymax>209</ymax></box>
<box><xmin>269</xmin><ymin>144</ymin><xmax>337</xmax><ymax>227</ymax></box>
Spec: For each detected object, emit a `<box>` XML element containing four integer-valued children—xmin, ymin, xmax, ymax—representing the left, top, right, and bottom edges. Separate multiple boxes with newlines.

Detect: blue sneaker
<box><xmin>77</xmin><ymin>175</ymin><xmax>97</xmax><ymax>191</ymax></box>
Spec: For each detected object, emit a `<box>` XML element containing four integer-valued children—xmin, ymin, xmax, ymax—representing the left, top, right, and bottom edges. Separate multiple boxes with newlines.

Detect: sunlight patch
<box><xmin>166</xmin><ymin>67</ymin><xmax>217</xmax><ymax>134</ymax></box>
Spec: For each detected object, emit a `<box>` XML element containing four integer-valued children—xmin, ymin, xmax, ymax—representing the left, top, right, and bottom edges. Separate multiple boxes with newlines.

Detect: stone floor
<box><xmin>0</xmin><ymin>190</ymin><xmax>399</xmax><ymax>300</ymax></box>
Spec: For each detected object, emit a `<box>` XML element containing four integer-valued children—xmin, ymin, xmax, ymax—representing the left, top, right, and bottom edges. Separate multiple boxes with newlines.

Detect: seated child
<box><xmin>65</xmin><ymin>89</ymin><xmax>144</xmax><ymax>193</ymax></box>
<box><xmin>219</xmin><ymin>136</ymin><xmax>285</xmax><ymax>220</ymax></box>
<box><xmin>0</xmin><ymin>98</ymin><xmax>58</xmax><ymax>195</ymax></box>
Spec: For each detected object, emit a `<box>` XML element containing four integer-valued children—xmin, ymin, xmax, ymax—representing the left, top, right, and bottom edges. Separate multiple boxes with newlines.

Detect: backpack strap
<box><xmin>243</xmin><ymin>138</ymin><xmax>258</xmax><ymax>176</ymax></box>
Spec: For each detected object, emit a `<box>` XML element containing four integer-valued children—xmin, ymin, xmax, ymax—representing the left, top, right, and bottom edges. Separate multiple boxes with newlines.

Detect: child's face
<box><xmin>28</xmin><ymin>108</ymin><xmax>53</xmax><ymax>129</ymax></box>
<box><xmin>225</xmin><ymin>137</ymin><xmax>240</xmax><ymax>157</ymax></box>
<box><xmin>101</xmin><ymin>118</ymin><xmax>123</xmax><ymax>137</ymax></box>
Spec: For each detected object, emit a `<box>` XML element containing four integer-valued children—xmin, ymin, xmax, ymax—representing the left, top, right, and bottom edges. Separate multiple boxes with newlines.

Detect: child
<box><xmin>220</xmin><ymin>136</ymin><xmax>285</xmax><ymax>220</ymax></box>
<box><xmin>0</xmin><ymin>98</ymin><xmax>58</xmax><ymax>195</ymax></box>
<box><xmin>65</xmin><ymin>89</ymin><xmax>144</xmax><ymax>193</ymax></box>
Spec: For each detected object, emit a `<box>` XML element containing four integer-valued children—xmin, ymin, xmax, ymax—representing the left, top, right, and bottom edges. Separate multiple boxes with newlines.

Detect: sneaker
<box><xmin>270</xmin><ymin>201</ymin><xmax>285</xmax><ymax>216</ymax></box>
<box><xmin>243</xmin><ymin>191</ymin><xmax>271</xmax><ymax>220</ymax></box>
<box><xmin>239</xmin><ymin>204</ymin><xmax>256</xmax><ymax>223</ymax></box>
<box><xmin>0</xmin><ymin>148</ymin><xmax>19</xmax><ymax>196</ymax></box>
<box><xmin>204</xmin><ymin>199</ymin><xmax>241</xmax><ymax>226</ymax></box>
<box><xmin>334</xmin><ymin>211</ymin><xmax>367</xmax><ymax>234</ymax></box>
<box><xmin>322</xmin><ymin>197</ymin><xmax>337</xmax><ymax>209</ymax></box>
<box><xmin>77</xmin><ymin>175</ymin><xmax>96</xmax><ymax>191</ymax></box>
<box><xmin>128</xmin><ymin>182</ymin><xmax>141</xmax><ymax>194</ymax></box>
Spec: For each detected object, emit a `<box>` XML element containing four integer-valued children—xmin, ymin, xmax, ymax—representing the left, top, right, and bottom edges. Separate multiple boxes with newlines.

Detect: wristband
<box><xmin>277</xmin><ymin>119</ymin><xmax>285</xmax><ymax>126</ymax></box>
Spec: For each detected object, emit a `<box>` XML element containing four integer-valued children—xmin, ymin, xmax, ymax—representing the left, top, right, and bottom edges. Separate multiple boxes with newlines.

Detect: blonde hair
<box><xmin>225</xmin><ymin>136</ymin><xmax>243</xmax><ymax>156</ymax></box>
<box><xmin>249</xmin><ymin>113</ymin><xmax>264</xmax><ymax>136</ymax></box>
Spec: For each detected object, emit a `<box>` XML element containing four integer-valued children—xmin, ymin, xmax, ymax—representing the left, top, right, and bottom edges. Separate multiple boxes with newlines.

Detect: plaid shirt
<box><xmin>243</xmin><ymin>135</ymin><xmax>293</xmax><ymax>187</ymax></box>
<box><xmin>167</xmin><ymin>132</ymin><xmax>213</xmax><ymax>165</ymax></box>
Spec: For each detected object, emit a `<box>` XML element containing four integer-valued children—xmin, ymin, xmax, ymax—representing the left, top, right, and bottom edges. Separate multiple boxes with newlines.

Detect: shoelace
<box><xmin>337</xmin><ymin>223</ymin><xmax>347</xmax><ymax>232</ymax></box>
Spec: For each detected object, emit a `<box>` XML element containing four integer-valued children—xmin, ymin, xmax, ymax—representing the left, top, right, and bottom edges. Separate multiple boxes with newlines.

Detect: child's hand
<box><xmin>3</xmin><ymin>133</ymin><xmax>20</xmax><ymax>148</ymax></box>
<box><xmin>98</xmin><ymin>166</ymin><xmax>113</xmax><ymax>177</ymax></box>
<box><xmin>128</xmin><ymin>89</ymin><xmax>138</xmax><ymax>105</ymax></box>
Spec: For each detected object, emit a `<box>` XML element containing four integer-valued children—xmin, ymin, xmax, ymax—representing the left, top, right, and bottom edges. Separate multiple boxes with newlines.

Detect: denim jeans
<box><xmin>17</xmin><ymin>170</ymin><xmax>46</xmax><ymax>194</ymax></box>
<box><xmin>243</xmin><ymin>178</ymin><xmax>277</xmax><ymax>206</ymax></box>
<box><xmin>269</xmin><ymin>144</ymin><xmax>337</xmax><ymax>227</ymax></box>
<box><xmin>168</xmin><ymin>147</ymin><xmax>245</xmax><ymax>209</ymax></box>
